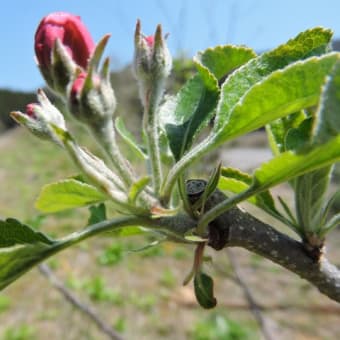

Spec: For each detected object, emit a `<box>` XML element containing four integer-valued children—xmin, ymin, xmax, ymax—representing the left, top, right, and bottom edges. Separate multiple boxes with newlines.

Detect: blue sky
<box><xmin>2</xmin><ymin>0</ymin><xmax>340</xmax><ymax>91</ymax></box>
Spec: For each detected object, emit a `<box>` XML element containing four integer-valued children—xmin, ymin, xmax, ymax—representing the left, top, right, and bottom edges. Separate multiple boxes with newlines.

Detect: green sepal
<box><xmin>88</xmin><ymin>34</ymin><xmax>110</xmax><ymax>71</ymax></box>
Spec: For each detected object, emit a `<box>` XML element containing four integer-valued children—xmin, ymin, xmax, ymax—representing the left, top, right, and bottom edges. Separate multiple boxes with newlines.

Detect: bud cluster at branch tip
<box><xmin>133</xmin><ymin>19</ymin><xmax>172</xmax><ymax>107</ymax></box>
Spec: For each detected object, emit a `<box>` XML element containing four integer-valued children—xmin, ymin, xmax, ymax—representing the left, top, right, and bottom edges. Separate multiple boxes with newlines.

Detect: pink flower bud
<box><xmin>69</xmin><ymin>71</ymin><xmax>115</xmax><ymax>125</ymax></box>
<box><xmin>26</xmin><ymin>103</ymin><xmax>37</xmax><ymax>118</ymax></box>
<box><xmin>35</xmin><ymin>12</ymin><xmax>95</xmax><ymax>70</ymax></box>
<box><xmin>70</xmin><ymin>72</ymin><xmax>87</xmax><ymax>105</ymax></box>
<box><xmin>145</xmin><ymin>35</ymin><xmax>155</xmax><ymax>48</ymax></box>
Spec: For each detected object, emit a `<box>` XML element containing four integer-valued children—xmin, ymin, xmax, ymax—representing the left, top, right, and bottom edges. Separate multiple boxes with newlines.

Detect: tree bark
<box><xmin>181</xmin><ymin>180</ymin><xmax>340</xmax><ymax>303</ymax></box>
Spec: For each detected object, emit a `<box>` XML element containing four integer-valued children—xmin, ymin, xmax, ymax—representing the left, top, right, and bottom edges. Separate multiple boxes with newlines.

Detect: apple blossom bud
<box><xmin>68</xmin><ymin>64</ymin><xmax>116</xmax><ymax>127</ymax></box>
<box><xmin>25</xmin><ymin>103</ymin><xmax>36</xmax><ymax>118</ymax></box>
<box><xmin>133</xmin><ymin>20</ymin><xmax>172</xmax><ymax>107</ymax></box>
<box><xmin>11</xmin><ymin>89</ymin><xmax>66</xmax><ymax>144</ymax></box>
<box><xmin>35</xmin><ymin>12</ymin><xmax>95</xmax><ymax>95</ymax></box>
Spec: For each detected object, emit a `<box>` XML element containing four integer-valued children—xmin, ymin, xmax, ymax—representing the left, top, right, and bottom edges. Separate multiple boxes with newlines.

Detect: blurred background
<box><xmin>0</xmin><ymin>1</ymin><xmax>340</xmax><ymax>339</ymax></box>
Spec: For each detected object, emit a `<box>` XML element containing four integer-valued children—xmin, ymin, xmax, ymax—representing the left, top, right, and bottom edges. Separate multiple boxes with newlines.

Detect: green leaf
<box><xmin>194</xmin><ymin>45</ymin><xmax>256</xmax><ymax>86</ymax></box>
<box><xmin>218</xmin><ymin>167</ymin><xmax>277</xmax><ymax>215</ymax></box>
<box><xmin>266</xmin><ymin>111</ymin><xmax>306</xmax><ymax>155</ymax></box>
<box><xmin>252</xmin><ymin>134</ymin><xmax>340</xmax><ymax>191</ymax></box>
<box><xmin>0</xmin><ymin>218</ymin><xmax>57</xmax><ymax>290</ymax></box>
<box><xmin>266</xmin><ymin>28</ymin><xmax>333</xmax><ymax>155</ymax></box>
<box><xmin>128</xmin><ymin>177</ymin><xmax>151</xmax><ymax>204</ymax></box>
<box><xmin>213</xmin><ymin>53</ymin><xmax>339</xmax><ymax>146</ymax></box>
<box><xmin>285</xmin><ymin>117</ymin><xmax>313</xmax><ymax>151</ymax></box>
<box><xmin>313</xmin><ymin>60</ymin><xmax>340</xmax><ymax>144</ymax></box>
<box><xmin>165</xmin><ymin>45</ymin><xmax>256</xmax><ymax>161</ymax></box>
<box><xmin>292</xmin><ymin>61</ymin><xmax>340</xmax><ymax>234</ymax></box>
<box><xmin>0</xmin><ymin>216</ymin><xmax>141</xmax><ymax>290</ymax></box>
<box><xmin>88</xmin><ymin>203</ymin><xmax>107</xmax><ymax>225</ymax></box>
<box><xmin>321</xmin><ymin>212</ymin><xmax>340</xmax><ymax>236</ymax></box>
<box><xmin>159</xmin><ymin>45</ymin><xmax>256</xmax><ymax>160</ymax></box>
<box><xmin>36</xmin><ymin>179</ymin><xmax>106</xmax><ymax>213</ymax></box>
<box><xmin>212</xmin><ymin>27</ymin><xmax>333</xmax><ymax>138</ymax></box>
<box><xmin>160</xmin><ymin>75</ymin><xmax>219</xmax><ymax>160</ymax></box>
<box><xmin>295</xmin><ymin>166</ymin><xmax>332</xmax><ymax>232</ymax></box>
<box><xmin>0</xmin><ymin>242</ymin><xmax>56</xmax><ymax>290</ymax></box>
<box><xmin>0</xmin><ymin>218</ymin><xmax>53</xmax><ymax>248</ymax></box>
<box><xmin>115</xmin><ymin>117</ymin><xmax>146</xmax><ymax>160</ymax></box>
<box><xmin>194</xmin><ymin>271</ymin><xmax>217</xmax><ymax>309</ymax></box>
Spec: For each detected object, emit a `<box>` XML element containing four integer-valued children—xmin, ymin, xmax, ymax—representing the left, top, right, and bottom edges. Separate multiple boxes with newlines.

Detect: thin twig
<box><xmin>38</xmin><ymin>263</ymin><xmax>124</xmax><ymax>340</ymax></box>
<box><xmin>226</xmin><ymin>249</ymin><xmax>276</xmax><ymax>340</ymax></box>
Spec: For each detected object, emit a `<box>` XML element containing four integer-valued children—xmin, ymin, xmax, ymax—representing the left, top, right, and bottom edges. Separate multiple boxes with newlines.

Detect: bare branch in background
<box><xmin>226</xmin><ymin>248</ymin><xmax>277</xmax><ymax>340</ymax></box>
<box><xmin>38</xmin><ymin>264</ymin><xmax>124</xmax><ymax>340</ymax></box>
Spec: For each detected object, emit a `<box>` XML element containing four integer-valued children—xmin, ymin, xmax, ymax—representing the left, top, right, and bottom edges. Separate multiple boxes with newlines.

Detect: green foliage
<box><xmin>115</xmin><ymin>116</ymin><xmax>146</xmax><ymax>160</ymax></box>
<box><xmin>313</xmin><ymin>61</ymin><xmax>340</xmax><ymax>144</ymax></box>
<box><xmin>194</xmin><ymin>271</ymin><xmax>217</xmax><ymax>309</ymax></box>
<box><xmin>0</xmin><ymin>218</ymin><xmax>57</xmax><ymax>290</ymax></box>
<box><xmin>160</xmin><ymin>74</ymin><xmax>217</xmax><ymax>161</ymax></box>
<box><xmin>0</xmin><ymin>218</ymin><xmax>53</xmax><ymax>247</ymax></box>
<box><xmin>35</xmin><ymin>179</ymin><xmax>106</xmax><ymax>213</ymax></box>
<box><xmin>194</xmin><ymin>45</ymin><xmax>256</xmax><ymax>81</ymax></box>
<box><xmin>83</xmin><ymin>276</ymin><xmax>124</xmax><ymax>304</ymax></box>
<box><xmin>213</xmin><ymin>53</ymin><xmax>338</xmax><ymax>146</ymax></box>
<box><xmin>3</xmin><ymin>324</ymin><xmax>36</xmax><ymax>340</ymax></box>
<box><xmin>218</xmin><ymin>167</ymin><xmax>278</xmax><ymax>218</ymax></box>
<box><xmin>212</xmin><ymin>27</ymin><xmax>332</xmax><ymax>137</ymax></box>
<box><xmin>159</xmin><ymin>268</ymin><xmax>176</xmax><ymax>288</ymax></box>
<box><xmin>0</xmin><ymin>295</ymin><xmax>11</xmax><ymax>313</ymax></box>
<box><xmin>161</xmin><ymin>45</ymin><xmax>255</xmax><ymax>161</ymax></box>
<box><xmin>3</xmin><ymin>23</ymin><xmax>340</xmax><ymax>301</ymax></box>
<box><xmin>0</xmin><ymin>239</ymin><xmax>55</xmax><ymax>290</ymax></box>
<box><xmin>128</xmin><ymin>176</ymin><xmax>151</xmax><ymax>204</ymax></box>
<box><xmin>98</xmin><ymin>242</ymin><xmax>125</xmax><ymax>266</ymax></box>
<box><xmin>252</xmin><ymin>135</ymin><xmax>340</xmax><ymax>190</ymax></box>
<box><xmin>264</xmin><ymin>59</ymin><xmax>340</xmax><ymax>241</ymax></box>
<box><xmin>87</xmin><ymin>203</ymin><xmax>107</xmax><ymax>225</ymax></box>
<box><xmin>191</xmin><ymin>314</ymin><xmax>253</xmax><ymax>340</ymax></box>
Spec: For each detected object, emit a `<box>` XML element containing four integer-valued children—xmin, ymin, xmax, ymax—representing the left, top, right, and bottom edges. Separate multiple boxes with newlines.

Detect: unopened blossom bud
<box><xmin>68</xmin><ymin>63</ymin><xmax>116</xmax><ymax>127</ymax></box>
<box><xmin>133</xmin><ymin>20</ymin><xmax>172</xmax><ymax>107</ymax></box>
<box><xmin>11</xmin><ymin>89</ymin><xmax>66</xmax><ymax>144</ymax></box>
<box><xmin>35</xmin><ymin>12</ymin><xmax>95</xmax><ymax>95</ymax></box>
<box><xmin>25</xmin><ymin>103</ymin><xmax>36</xmax><ymax>118</ymax></box>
